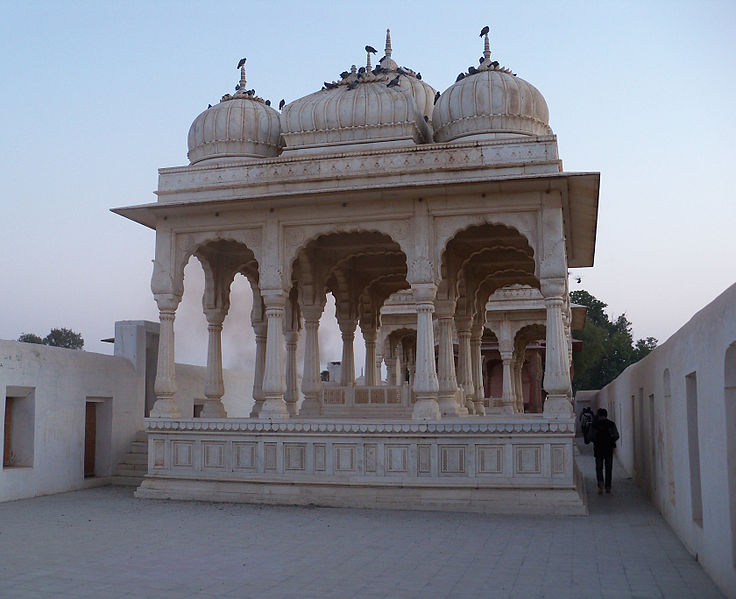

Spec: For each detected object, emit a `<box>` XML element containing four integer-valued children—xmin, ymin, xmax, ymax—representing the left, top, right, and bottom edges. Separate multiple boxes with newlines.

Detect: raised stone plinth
<box><xmin>136</xmin><ymin>416</ymin><xmax>585</xmax><ymax>515</ymax></box>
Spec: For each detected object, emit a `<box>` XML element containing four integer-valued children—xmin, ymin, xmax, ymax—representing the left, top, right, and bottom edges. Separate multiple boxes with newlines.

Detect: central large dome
<box><xmin>281</xmin><ymin>31</ymin><xmax>435</xmax><ymax>154</ymax></box>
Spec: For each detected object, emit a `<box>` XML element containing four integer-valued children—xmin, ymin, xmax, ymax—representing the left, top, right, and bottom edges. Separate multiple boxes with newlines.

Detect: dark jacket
<box><xmin>589</xmin><ymin>418</ymin><xmax>620</xmax><ymax>458</ymax></box>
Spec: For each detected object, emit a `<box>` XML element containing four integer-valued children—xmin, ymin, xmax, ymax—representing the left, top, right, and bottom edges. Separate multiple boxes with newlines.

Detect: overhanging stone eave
<box><xmin>564</xmin><ymin>172</ymin><xmax>600</xmax><ymax>268</ymax></box>
<box><xmin>112</xmin><ymin>171</ymin><xmax>599</xmax><ymax>231</ymax></box>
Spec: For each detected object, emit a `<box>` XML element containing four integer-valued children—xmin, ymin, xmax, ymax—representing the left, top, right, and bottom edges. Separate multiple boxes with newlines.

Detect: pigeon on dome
<box><xmin>465</xmin><ymin>26</ymin><xmax>515</xmax><ymax>76</ymax></box>
<box><xmin>220</xmin><ymin>58</ymin><xmax>269</xmax><ymax>104</ymax></box>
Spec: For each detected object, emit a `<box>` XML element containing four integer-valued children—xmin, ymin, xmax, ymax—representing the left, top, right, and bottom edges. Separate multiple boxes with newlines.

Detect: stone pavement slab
<box><xmin>0</xmin><ymin>442</ymin><xmax>724</xmax><ymax>599</ymax></box>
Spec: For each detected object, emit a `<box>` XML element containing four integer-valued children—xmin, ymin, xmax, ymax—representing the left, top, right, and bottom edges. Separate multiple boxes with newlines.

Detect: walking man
<box><xmin>589</xmin><ymin>408</ymin><xmax>620</xmax><ymax>494</ymax></box>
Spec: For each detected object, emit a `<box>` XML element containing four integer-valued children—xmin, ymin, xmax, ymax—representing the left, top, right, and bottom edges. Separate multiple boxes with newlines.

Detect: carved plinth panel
<box><xmin>146</xmin><ymin>419</ymin><xmax>574</xmax><ymax>487</ymax></box>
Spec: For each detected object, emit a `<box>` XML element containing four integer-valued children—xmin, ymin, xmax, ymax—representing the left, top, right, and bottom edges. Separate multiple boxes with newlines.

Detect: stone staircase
<box><xmin>112</xmin><ymin>430</ymin><xmax>148</xmax><ymax>486</ymax></box>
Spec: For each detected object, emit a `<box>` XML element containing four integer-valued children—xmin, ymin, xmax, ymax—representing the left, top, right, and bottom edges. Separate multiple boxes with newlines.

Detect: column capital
<box><xmin>540</xmin><ymin>277</ymin><xmax>566</xmax><ymax>299</ymax></box>
<box><xmin>261</xmin><ymin>289</ymin><xmax>287</xmax><ymax>309</ymax></box>
<box><xmin>204</xmin><ymin>307</ymin><xmax>228</xmax><ymax>326</ymax></box>
<box><xmin>434</xmin><ymin>299</ymin><xmax>456</xmax><ymax>318</ymax></box>
<box><xmin>338</xmin><ymin>318</ymin><xmax>358</xmax><ymax>336</ymax></box>
<box><xmin>412</xmin><ymin>282</ymin><xmax>437</xmax><ymax>304</ymax></box>
<box><xmin>362</xmin><ymin>327</ymin><xmax>378</xmax><ymax>343</ymax></box>
<box><xmin>154</xmin><ymin>293</ymin><xmax>181</xmax><ymax>313</ymax></box>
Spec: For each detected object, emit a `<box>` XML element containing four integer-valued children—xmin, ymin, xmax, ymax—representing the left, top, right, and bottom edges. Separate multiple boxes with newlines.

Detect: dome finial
<box><xmin>385</xmin><ymin>28</ymin><xmax>392</xmax><ymax>58</ymax></box>
<box><xmin>482</xmin><ymin>28</ymin><xmax>491</xmax><ymax>63</ymax></box>
<box><xmin>236</xmin><ymin>57</ymin><xmax>247</xmax><ymax>92</ymax></box>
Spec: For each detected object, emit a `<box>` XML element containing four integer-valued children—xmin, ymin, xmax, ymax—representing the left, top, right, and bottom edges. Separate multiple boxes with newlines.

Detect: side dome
<box><xmin>281</xmin><ymin>32</ymin><xmax>434</xmax><ymax>154</ymax></box>
<box><xmin>432</xmin><ymin>33</ymin><xmax>552</xmax><ymax>143</ymax></box>
<box><xmin>187</xmin><ymin>64</ymin><xmax>282</xmax><ymax>165</ymax></box>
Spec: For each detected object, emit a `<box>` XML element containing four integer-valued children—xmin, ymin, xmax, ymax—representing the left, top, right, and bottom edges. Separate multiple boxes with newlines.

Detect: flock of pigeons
<box><xmin>209</xmin><ymin>27</ymin><xmax>506</xmax><ymax>113</ymax></box>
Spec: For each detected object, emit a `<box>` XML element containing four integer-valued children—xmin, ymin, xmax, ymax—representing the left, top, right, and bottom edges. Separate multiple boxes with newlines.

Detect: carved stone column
<box><xmin>338</xmin><ymin>318</ymin><xmax>357</xmax><ymax>386</ymax></box>
<box><xmin>411</xmin><ymin>284</ymin><xmax>440</xmax><ymax>419</ymax></box>
<box><xmin>201</xmin><ymin>307</ymin><xmax>228</xmax><ymax>418</ymax></box>
<box><xmin>455</xmin><ymin>317</ymin><xmax>475</xmax><ymax>415</ymax></box>
<box><xmin>260</xmin><ymin>292</ymin><xmax>289</xmax><ymax>419</ymax></box>
<box><xmin>436</xmin><ymin>301</ymin><xmax>462</xmax><ymax>416</ymax></box>
<box><xmin>513</xmin><ymin>355</ymin><xmax>525</xmax><ymax>413</ymax></box>
<box><xmin>151</xmin><ymin>293</ymin><xmax>182</xmax><ymax>418</ymax></box>
<box><xmin>299</xmin><ymin>304</ymin><xmax>323</xmax><ymax>416</ymax></box>
<box><xmin>363</xmin><ymin>327</ymin><xmax>378</xmax><ymax>386</ymax></box>
<box><xmin>385</xmin><ymin>354</ymin><xmax>395</xmax><ymax>386</ymax></box>
<box><xmin>470</xmin><ymin>323</ymin><xmax>486</xmax><ymax>416</ymax></box>
<box><xmin>249</xmin><ymin>322</ymin><xmax>267</xmax><ymax>418</ymax></box>
<box><xmin>542</xmin><ymin>279</ymin><xmax>573</xmax><ymax>417</ymax></box>
<box><xmin>284</xmin><ymin>330</ymin><xmax>299</xmax><ymax>416</ymax></box>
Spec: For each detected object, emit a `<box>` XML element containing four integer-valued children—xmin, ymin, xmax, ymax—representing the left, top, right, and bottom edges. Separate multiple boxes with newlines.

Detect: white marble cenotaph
<box><xmin>114</xmin><ymin>29</ymin><xmax>599</xmax><ymax>514</ymax></box>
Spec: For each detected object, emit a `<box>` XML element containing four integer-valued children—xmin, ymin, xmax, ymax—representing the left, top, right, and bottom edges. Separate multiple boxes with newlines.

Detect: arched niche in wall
<box><xmin>724</xmin><ymin>343</ymin><xmax>736</xmax><ymax>568</ymax></box>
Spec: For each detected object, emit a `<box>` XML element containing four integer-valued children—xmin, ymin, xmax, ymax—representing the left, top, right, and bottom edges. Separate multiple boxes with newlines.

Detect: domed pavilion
<box><xmin>114</xmin><ymin>27</ymin><xmax>599</xmax><ymax>514</ymax></box>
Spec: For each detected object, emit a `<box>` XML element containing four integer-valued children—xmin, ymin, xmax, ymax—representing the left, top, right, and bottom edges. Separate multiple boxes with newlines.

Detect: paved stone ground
<box><xmin>0</xmin><ymin>442</ymin><xmax>724</xmax><ymax>599</ymax></box>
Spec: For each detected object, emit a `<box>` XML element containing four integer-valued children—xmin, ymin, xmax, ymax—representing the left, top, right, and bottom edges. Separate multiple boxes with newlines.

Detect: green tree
<box><xmin>17</xmin><ymin>328</ymin><xmax>84</xmax><ymax>350</ymax></box>
<box><xmin>570</xmin><ymin>290</ymin><xmax>656</xmax><ymax>391</ymax></box>
<box><xmin>43</xmin><ymin>328</ymin><xmax>84</xmax><ymax>350</ymax></box>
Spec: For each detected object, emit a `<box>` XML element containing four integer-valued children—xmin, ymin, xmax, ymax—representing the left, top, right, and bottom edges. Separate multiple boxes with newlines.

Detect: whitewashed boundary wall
<box><xmin>587</xmin><ymin>283</ymin><xmax>736</xmax><ymax>597</ymax></box>
<box><xmin>1</xmin><ymin>321</ymin><xmax>254</xmax><ymax>503</ymax></box>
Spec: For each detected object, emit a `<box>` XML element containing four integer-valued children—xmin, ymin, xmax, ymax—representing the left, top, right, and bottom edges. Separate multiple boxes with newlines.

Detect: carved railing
<box><xmin>319</xmin><ymin>384</ymin><xmax>411</xmax><ymax>416</ymax></box>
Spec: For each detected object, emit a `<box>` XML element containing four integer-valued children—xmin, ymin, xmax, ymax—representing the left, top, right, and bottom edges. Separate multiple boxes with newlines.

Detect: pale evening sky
<box><xmin>1</xmin><ymin>0</ymin><xmax>734</xmax><ymax>372</ymax></box>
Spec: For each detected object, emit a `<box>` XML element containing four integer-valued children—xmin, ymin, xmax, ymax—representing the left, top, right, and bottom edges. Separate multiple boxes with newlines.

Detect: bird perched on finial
<box><xmin>365</xmin><ymin>45</ymin><xmax>377</xmax><ymax>54</ymax></box>
<box><xmin>480</xmin><ymin>25</ymin><xmax>489</xmax><ymax>37</ymax></box>
<box><xmin>237</xmin><ymin>57</ymin><xmax>246</xmax><ymax>69</ymax></box>
<box><xmin>279</xmin><ymin>99</ymin><xmax>285</xmax><ymax>110</ymax></box>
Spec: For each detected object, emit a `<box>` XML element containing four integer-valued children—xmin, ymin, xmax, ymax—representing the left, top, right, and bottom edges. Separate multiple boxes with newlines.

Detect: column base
<box><xmin>498</xmin><ymin>403</ymin><xmax>515</xmax><ymax>415</ymax></box>
<box><xmin>465</xmin><ymin>399</ymin><xmax>475</xmax><ymax>415</ymax></box>
<box><xmin>150</xmin><ymin>397</ymin><xmax>181</xmax><ymax>418</ymax></box>
<box><xmin>200</xmin><ymin>399</ymin><xmax>227</xmax><ymax>418</ymax></box>
<box><xmin>249</xmin><ymin>400</ymin><xmax>264</xmax><ymax>418</ymax></box>
<box><xmin>543</xmin><ymin>394</ymin><xmax>573</xmax><ymax>418</ymax></box>
<box><xmin>412</xmin><ymin>397</ymin><xmax>441</xmax><ymax>420</ymax></box>
<box><xmin>298</xmin><ymin>397</ymin><xmax>322</xmax><ymax>417</ymax></box>
<box><xmin>259</xmin><ymin>397</ymin><xmax>290</xmax><ymax>419</ymax></box>
<box><xmin>473</xmin><ymin>400</ymin><xmax>486</xmax><ymax>416</ymax></box>
<box><xmin>285</xmin><ymin>401</ymin><xmax>298</xmax><ymax>417</ymax></box>
<box><xmin>438</xmin><ymin>393</ymin><xmax>461</xmax><ymax>417</ymax></box>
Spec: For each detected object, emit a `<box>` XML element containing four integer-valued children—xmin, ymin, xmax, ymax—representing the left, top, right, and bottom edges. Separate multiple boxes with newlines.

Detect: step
<box><xmin>116</xmin><ymin>462</ymin><xmax>148</xmax><ymax>473</ymax></box>
<box><xmin>134</xmin><ymin>430</ymin><xmax>147</xmax><ymax>443</ymax></box>
<box><xmin>110</xmin><ymin>475</ymin><xmax>144</xmax><ymax>487</ymax></box>
<box><xmin>129</xmin><ymin>441</ymin><xmax>148</xmax><ymax>454</ymax></box>
<box><xmin>120</xmin><ymin>452</ymin><xmax>147</xmax><ymax>465</ymax></box>
<box><xmin>115</xmin><ymin>465</ymin><xmax>148</xmax><ymax>477</ymax></box>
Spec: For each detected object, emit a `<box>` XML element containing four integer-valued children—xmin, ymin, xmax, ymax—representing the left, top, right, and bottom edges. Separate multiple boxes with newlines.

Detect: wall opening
<box><xmin>84</xmin><ymin>397</ymin><xmax>112</xmax><ymax>478</ymax></box>
<box><xmin>685</xmin><ymin>372</ymin><xmax>703</xmax><ymax>527</ymax></box>
<box><xmin>663</xmin><ymin>369</ymin><xmax>675</xmax><ymax>505</ymax></box>
<box><xmin>724</xmin><ymin>343</ymin><xmax>736</xmax><ymax>568</ymax></box>
<box><xmin>648</xmin><ymin>393</ymin><xmax>656</xmax><ymax>497</ymax></box>
<box><xmin>3</xmin><ymin>387</ymin><xmax>35</xmax><ymax>468</ymax></box>
<box><xmin>630</xmin><ymin>394</ymin><xmax>638</xmax><ymax>478</ymax></box>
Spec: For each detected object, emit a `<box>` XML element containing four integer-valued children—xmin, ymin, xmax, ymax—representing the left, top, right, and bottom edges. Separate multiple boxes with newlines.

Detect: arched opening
<box><xmin>172</xmin><ymin>239</ymin><xmax>259</xmax><ymax>418</ymax></box>
<box><xmin>290</xmin><ymin>230</ymin><xmax>410</xmax><ymax>415</ymax></box>
<box><xmin>439</xmin><ymin>224</ymin><xmax>539</xmax><ymax>415</ymax></box>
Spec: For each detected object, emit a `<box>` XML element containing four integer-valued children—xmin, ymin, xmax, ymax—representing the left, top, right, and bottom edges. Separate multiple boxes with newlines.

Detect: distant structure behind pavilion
<box><xmin>114</xmin><ymin>28</ymin><xmax>599</xmax><ymax>513</ymax></box>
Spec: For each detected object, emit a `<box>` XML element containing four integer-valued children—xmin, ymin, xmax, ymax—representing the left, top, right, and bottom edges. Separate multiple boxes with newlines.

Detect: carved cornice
<box><xmin>146</xmin><ymin>418</ymin><xmax>574</xmax><ymax>434</ymax></box>
<box><xmin>155</xmin><ymin>137</ymin><xmax>562</xmax><ymax>200</ymax></box>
